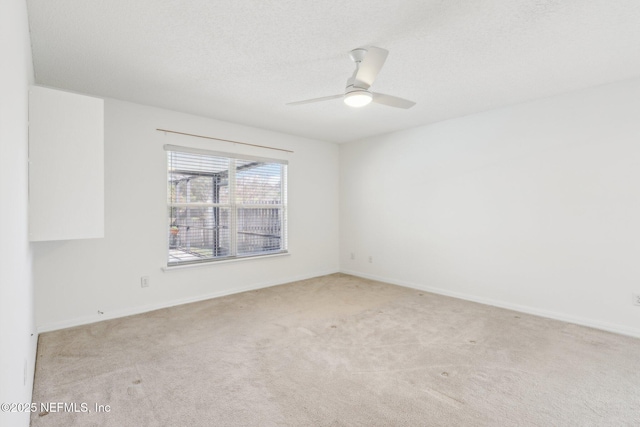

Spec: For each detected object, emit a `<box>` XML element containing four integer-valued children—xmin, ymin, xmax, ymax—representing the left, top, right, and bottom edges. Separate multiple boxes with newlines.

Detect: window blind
<box><xmin>166</xmin><ymin>146</ymin><xmax>287</xmax><ymax>266</ymax></box>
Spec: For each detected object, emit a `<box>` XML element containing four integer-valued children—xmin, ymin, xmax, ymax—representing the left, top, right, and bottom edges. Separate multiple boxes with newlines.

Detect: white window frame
<box><xmin>165</xmin><ymin>144</ymin><xmax>288</xmax><ymax>267</ymax></box>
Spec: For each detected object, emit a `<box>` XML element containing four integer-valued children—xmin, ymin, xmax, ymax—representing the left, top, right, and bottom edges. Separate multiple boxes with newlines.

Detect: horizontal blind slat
<box><xmin>164</xmin><ymin>144</ymin><xmax>288</xmax><ymax>165</ymax></box>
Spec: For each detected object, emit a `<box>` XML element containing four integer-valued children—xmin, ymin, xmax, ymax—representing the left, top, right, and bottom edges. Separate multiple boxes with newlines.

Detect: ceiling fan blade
<box><xmin>372</xmin><ymin>93</ymin><xmax>416</xmax><ymax>109</ymax></box>
<box><xmin>354</xmin><ymin>46</ymin><xmax>389</xmax><ymax>89</ymax></box>
<box><xmin>286</xmin><ymin>94</ymin><xmax>343</xmax><ymax>106</ymax></box>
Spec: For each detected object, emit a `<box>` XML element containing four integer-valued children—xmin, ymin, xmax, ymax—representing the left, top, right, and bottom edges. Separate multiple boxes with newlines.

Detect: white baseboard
<box><xmin>341</xmin><ymin>269</ymin><xmax>640</xmax><ymax>339</ymax></box>
<box><xmin>37</xmin><ymin>269</ymin><xmax>340</xmax><ymax>333</ymax></box>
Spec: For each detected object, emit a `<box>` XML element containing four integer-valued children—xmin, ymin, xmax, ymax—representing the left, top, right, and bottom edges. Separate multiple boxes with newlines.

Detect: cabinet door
<box><xmin>29</xmin><ymin>86</ymin><xmax>104</xmax><ymax>241</ymax></box>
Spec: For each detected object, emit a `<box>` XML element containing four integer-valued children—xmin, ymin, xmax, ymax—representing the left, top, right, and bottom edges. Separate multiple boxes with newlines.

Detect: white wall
<box><xmin>340</xmin><ymin>77</ymin><xmax>640</xmax><ymax>338</ymax></box>
<box><xmin>34</xmin><ymin>99</ymin><xmax>340</xmax><ymax>331</ymax></box>
<box><xmin>0</xmin><ymin>1</ymin><xmax>37</xmax><ymax>426</ymax></box>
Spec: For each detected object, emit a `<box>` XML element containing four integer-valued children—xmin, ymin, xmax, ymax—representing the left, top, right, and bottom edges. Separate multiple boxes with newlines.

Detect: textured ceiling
<box><xmin>26</xmin><ymin>0</ymin><xmax>640</xmax><ymax>143</ymax></box>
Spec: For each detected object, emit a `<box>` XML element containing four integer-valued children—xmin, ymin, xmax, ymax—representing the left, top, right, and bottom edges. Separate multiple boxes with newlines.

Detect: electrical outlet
<box><xmin>368</xmin><ymin>256</ymin><xmax>373</xmax><ymax>263</ymax></box>
<box><xmin>350</xmin><ymin>252</ymin><xmax>355</xmax><ymax>260</ymax></box>
<box><xmin>141</xmin><ymin>276</ymin><xmax>150</xmax><ymax>288</ymax></box>
<box><xmin>633</xmin><ymin>293</ymin><xmax>640</xmax><ymax>306</ymax></box>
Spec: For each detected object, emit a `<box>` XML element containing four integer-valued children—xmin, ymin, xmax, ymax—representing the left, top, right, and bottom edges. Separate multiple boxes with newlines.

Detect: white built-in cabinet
<box><xmin>28</xmin><ymin>86</ymin><xmax>104</xmax><ymax>241</ymax></box>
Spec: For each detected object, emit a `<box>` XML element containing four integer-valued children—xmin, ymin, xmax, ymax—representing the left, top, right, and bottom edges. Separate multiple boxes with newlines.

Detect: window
<box><xmin>165</xmin><ymin>145</ymin><xmax>287</xmax><ymax>266</ymax></box>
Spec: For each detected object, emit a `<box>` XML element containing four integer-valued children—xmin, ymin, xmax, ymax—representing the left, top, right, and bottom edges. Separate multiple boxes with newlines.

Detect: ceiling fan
<box><xmin>287</xmin><ymin>46</ymin><xmax>416</xmax><ymax>109</ymax></box>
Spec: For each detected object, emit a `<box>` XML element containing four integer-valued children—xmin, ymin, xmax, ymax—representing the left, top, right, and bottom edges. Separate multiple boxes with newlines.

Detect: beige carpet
<box><xmin>31</xmin><ymin>273</ymin><xmax>640</xmax><ymax>426</ymax></box>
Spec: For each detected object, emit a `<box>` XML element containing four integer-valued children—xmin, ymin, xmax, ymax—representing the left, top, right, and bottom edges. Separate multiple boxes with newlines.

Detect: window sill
<box><xmin>162</xmin><ymin>252</ymin><xmax>290</xmax><ymax>272</ymax></box>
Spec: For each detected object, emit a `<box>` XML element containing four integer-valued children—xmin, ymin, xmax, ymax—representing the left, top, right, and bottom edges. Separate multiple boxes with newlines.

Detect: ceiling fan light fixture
<box><xmin>344</xmin><ymin>90</ymin><xmax>372</xmax><ymax>108</ymax></box>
